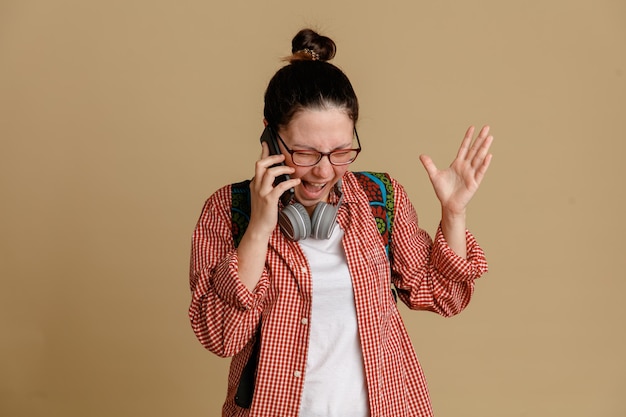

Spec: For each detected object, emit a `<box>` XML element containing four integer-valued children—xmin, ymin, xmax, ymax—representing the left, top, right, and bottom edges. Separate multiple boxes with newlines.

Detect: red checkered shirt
<box><xmin>189</xmin><ymin>171</ymin><xmax>488</xmax><ymax>417</ymax></box>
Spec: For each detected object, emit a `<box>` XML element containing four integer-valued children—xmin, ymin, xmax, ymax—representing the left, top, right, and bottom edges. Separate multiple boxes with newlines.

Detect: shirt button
<box><xmin>301</xmin><ymin>318</ymin><xmax>308</xmax><ymax>325</ymax></box>
<box><xmin>294</xmin><ymin>370</ymin><xmax>302</xmax><ymax>378</ymax></box>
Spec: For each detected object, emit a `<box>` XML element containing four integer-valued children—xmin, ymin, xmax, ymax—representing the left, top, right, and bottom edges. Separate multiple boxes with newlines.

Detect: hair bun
<box><xmin>289</xmin><ymin>28</ymin><xmax>336</xmax><ymax>63</ymax></box>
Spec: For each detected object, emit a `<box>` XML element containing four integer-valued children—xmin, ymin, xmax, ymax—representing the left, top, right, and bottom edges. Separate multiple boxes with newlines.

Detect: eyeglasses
<box><xmin>275</xmin><ymin>129</ymin><xmax>362</xmax><ymax>167</ymax></box>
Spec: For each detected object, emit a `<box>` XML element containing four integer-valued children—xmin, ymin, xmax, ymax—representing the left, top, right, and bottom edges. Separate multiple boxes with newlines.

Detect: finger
<box><xmin>419</xmin><ymin>154</ymin><xmax>438</xmax><ymax>178</ymax></box>
<box><xmin>258</xmin><ymin>164</ymin><xmax>295</xmax><ymax>190</ymax></box>
<box><xmin>253</xmin><ymin>154</ymin><xmax>287</xmax><ymax>191</ymax></box>
<box><xmin>260</xmin><ymin>140</ymin><xmax>269</xmax><ymax>158</ymax></box>
<box><xmin>474</xmin><ymin>153</ymin><xmax>493</xmax><ymax>185</ymax></box>
<box><xmin>466</xmin><ymin>125</ymin><xmax>491</xmax><ymax>161</ymax></box>
<box><xmin>266</xmin><ymin>164</ymin><xmax>296</xmax><ymax>182</ymax></box>
<box><xmin>456</xmin><ymin>126</ymin><xmax>476</xmax><ymax>160</ymax></box>
<box><xmin>273</xmin><ymin>177</ymin><xmax>300</xmax><ymax>196</ymax></box>
<box><xmin>256</xmin><ymin>153</ymin><xmax>286</xmax><ymax>171</ymax></box>
<box><xmin>470</xmin><ymin>133</ymin><xmax>494</xmax><ymax>169</ymax></box>
<box><xmin>259</xmin><ymin>141</ymin><xmax>288</xmax><ymax>164</ymax></box>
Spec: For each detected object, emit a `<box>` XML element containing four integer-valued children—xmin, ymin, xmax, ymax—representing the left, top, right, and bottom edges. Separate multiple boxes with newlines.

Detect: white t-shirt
<box><xmin>298</xmin><ymin>226</ymin><xmax>370</xmax><ymax>417</ymax></box>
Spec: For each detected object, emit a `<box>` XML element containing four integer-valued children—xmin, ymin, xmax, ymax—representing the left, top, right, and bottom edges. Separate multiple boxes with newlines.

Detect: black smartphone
<box><xmin>260</xmin><ymin>126</ymin><xmax>294</xmax><ymax>206</ymax></box>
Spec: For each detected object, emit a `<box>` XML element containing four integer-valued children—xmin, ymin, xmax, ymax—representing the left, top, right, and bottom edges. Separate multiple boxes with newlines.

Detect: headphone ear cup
<box><xmin>310</xmin><ymin>202</ymin><xmax>339</xmax><ymax>240</ymax></box>
<box><xmin>279</xmin><ymin>203</ymin><xmax>311</xmax><ymax>241</ymax></box>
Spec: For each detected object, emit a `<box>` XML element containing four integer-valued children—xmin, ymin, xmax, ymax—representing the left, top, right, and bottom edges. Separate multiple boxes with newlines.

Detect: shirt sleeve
<box><xmin>188</xmin><ymin>185</ymin><xmax>270</xmax><ymax>357</ymax></box>
<box><xmin>389</xmin><ymin>178</ymin><xmax>488</xmax><ymax>317</ymax></box>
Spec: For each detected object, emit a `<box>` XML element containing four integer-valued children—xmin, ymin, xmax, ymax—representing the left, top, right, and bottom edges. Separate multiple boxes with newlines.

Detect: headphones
<box><xmin>278</xmin><ymin>183</ymin><xmax>343</xmax><ymax>241</ymax></box>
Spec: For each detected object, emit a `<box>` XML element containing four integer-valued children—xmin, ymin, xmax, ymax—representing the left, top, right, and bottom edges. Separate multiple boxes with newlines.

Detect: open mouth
<box><xmin>300</xmin><ymin>180</ymin><xmax>328</xmax><ymax>199</ymax></box>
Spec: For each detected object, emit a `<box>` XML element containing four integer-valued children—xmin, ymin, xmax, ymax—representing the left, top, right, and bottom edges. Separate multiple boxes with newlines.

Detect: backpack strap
<box><xmin>353</xmin><ymin>171</ymin><xmax>397</xmax><ymax>301</ymax></box>
<box><xmin>231</xmin><ymin>179</ymin><xmax>252</xmax><ymax>248</ymax></box>
<box><xmin>352</xmin><ymin>171</ymin><xmax>395</xmax><ymax>260</ymax></box>
<box><xmin>230</xmin><ymin>179</ymin><xmax>257</xmax><ymax>409</ymax></box>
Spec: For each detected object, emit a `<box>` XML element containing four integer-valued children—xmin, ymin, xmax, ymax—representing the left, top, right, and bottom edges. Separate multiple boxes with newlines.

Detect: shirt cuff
<box><xmin>430</xmin><ymin>224</ymin><xmax>489</xmax><ymax>281</ymax></box>
<box><xmin>210</xmin><ymin>252</ymin><xmax>270</xmax><ymax>311</ymax></box>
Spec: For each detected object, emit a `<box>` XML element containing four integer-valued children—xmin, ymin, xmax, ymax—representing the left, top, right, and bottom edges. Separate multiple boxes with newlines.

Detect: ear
<box><xmin>263</xmin><ymin>119</ymin><xmax>269</xmax><ymax>127</ymax></box>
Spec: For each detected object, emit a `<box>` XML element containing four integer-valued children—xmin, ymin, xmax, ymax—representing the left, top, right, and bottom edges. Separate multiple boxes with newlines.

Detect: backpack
<box><xmin>230</xmin><ymin>171</ymin><xmax>395</xmax><ymax>408</ymax></box>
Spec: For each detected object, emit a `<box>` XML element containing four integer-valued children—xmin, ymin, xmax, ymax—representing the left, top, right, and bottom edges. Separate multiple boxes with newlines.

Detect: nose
<box><xmin>311</xmin><ymin>153</ymin><xmax>334</xmax><ymax>176</ymax></box>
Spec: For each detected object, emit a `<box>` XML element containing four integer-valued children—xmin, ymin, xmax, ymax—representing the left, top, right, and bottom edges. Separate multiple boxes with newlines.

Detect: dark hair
<box><xmin>263</xmin><ymin>29</ymin><xmax>359</xmax><ymax>129</ymax></box>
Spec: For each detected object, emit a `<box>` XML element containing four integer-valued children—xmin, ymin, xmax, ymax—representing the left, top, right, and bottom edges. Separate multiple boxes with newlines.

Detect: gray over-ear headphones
<box><xmin>278</xmin><ymin>182</ymin><xmax>343</xmax><ymax>241</ymax></box>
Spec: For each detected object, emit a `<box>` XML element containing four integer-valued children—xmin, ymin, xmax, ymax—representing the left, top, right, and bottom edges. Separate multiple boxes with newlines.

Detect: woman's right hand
<box><xmin>247</xmin><ymin>141</ymin><xmax>301</xmax><ymax>240</ymax></box>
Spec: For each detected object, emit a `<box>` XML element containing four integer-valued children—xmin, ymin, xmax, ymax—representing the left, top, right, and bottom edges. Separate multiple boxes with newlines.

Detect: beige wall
<box><xmin>1</xmin><ymin>1</ymin><xmax>625</xmax><ymax>416</ymax></box>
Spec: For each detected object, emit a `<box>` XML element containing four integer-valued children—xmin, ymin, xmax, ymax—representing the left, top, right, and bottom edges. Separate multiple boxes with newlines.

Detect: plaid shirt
<box><xmin>189</xmin><ymin>171</ymin><xmax>488</xmax><ymax>417</ymax></box>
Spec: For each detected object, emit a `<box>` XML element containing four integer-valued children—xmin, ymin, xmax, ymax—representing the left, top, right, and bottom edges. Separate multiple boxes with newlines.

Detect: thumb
<box><xmin>419</xmin><ymin>154</ymin><xmax>437</xmax><ymax>178</ymax></box>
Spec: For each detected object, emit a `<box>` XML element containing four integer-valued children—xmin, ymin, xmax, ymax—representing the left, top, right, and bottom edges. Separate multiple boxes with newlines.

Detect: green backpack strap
<box><xmin>352</xmin><ymin>171</ymin><xmax>395</xmax><ymax>261</ymax></box>
<box><xmin>353</xmin><ymin>171</ymin><xmax>397</xmax><ymax>302</ymax></box>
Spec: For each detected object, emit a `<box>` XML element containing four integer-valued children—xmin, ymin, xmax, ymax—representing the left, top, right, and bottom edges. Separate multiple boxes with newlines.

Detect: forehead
<box><xmin>281</xmin><ymin>108</ymin><xmax>354</xmax><ymax>147</ymax></box>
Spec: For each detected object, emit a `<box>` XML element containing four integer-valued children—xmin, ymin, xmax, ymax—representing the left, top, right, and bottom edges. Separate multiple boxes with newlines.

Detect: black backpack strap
<box><xmin>230</xmin><ymin>180</ymin><xmax>260</xmax><ymax>409</ymax></box>
<box><xmin>234</xmin><ymin>330</ymin><xmax>260</xmax><ymax>409</ymax></box>
<box><xmin>231</xmin><ymin>179</ymin><xmax>252</xmax><ymax>247</ymax></box>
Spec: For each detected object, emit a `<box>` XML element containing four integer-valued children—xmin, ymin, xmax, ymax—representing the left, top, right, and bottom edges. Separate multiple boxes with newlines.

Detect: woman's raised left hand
<box><xmin>419</xmin><ymin>125</ymin><xmax>494</xmax><ymax>215</ymax></box>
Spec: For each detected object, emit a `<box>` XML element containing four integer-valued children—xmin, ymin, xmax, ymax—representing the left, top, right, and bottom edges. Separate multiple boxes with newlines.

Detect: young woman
<box><xmin>189</xmin><ymin>28</ymin><xmax>493</xmax><ymax>417</ymax></box>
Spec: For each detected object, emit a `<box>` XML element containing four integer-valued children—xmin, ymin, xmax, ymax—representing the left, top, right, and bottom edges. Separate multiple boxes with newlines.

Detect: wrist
<box><xmin>243</xmin><ymin>218</ymin><xmax>276</xmax><ymax>244</ymax></box>
<box><xmin>440</xmin><ymin>207</ymin><xmax>468</xmax><ymax>259</ymax></box>
<box><xmin>441</xmin><ymin>206</ymin><xmax>467</xmax><ymax>221</ymax></box>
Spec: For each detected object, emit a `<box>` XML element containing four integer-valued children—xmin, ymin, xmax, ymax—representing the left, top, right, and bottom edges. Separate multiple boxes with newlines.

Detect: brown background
<box><xmin>1</xmin><ymin>1</ymin><xmax>625</xmax><ymax>416</ymax></box>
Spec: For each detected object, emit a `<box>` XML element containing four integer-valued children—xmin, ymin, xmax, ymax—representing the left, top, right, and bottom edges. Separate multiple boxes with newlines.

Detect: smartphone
<box><xmin>260</xmin><ymin>126</ymin><xmax>294</xmax><ymax>206</ymax></box>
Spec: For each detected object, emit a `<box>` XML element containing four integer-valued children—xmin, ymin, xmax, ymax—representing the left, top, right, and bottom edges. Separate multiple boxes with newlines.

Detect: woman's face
<box><xmin>277</xmin><ymin>107</ymin><xmax>355</xmax><ymax>214</ymax></box>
